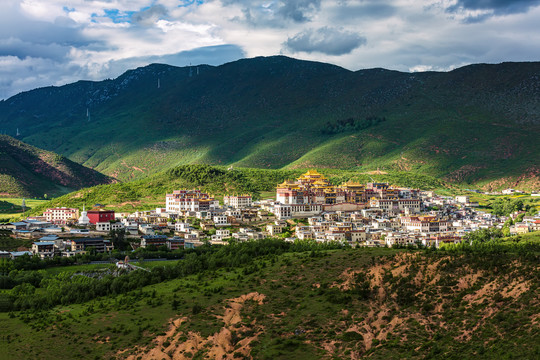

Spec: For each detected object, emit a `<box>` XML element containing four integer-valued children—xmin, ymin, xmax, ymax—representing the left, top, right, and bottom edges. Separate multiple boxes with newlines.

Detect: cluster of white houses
<box><xmin>2</xmin><ymin>170</ymin><xmax>539</xmax><ymax>259</ymax></box>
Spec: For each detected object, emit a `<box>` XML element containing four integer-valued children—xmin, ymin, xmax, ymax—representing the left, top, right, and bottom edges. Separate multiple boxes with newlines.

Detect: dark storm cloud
<box><xmin>446</xmin><ymin>0</ymin><xmax>540</xmax><ymax>21</ymax></box>
<box><xmin>283</xmin><ymin>27</ymin><xmax>366</xmax><ymax>55</ymax></box>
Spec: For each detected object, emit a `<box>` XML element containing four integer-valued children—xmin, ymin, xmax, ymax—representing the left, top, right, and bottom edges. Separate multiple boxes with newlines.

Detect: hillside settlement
<box><xmin>2</xmin><ymin>170</ymin><xmax>539</xmax><ymax>260</ymax></box>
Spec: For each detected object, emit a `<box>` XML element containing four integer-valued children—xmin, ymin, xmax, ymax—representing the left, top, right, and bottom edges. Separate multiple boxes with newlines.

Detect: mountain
<box><xmin>0</xmin><ymin>135</ymin><xmax>113</xmax><ymax>198</ymax></box>
<box><xmin>0</xmin><ymin>56</ymin><xmax>539</xmax><ymax>190</ymax></box>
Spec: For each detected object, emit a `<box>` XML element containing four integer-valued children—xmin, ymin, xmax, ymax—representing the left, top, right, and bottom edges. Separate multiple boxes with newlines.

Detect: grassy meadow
<box><xmin>2</xmin><ymin>236</ymin><xmax>539</xmax><ymax>359</ymax></box>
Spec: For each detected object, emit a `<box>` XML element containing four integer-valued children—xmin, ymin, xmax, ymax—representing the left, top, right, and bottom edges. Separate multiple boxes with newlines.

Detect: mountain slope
<box><xmin>0</xmin><ymin>56</ymin><xmax>538</xmax><ymax>189</ymax></box>
<box><xmin>0</xmin><ymin>135</ymin><xmax>113</xmax><ymax>197</ymax></box>
<box><xmin>2</xmin><ymin>240</ymin><xmax>539</xmax><ymax>359</ymax></box>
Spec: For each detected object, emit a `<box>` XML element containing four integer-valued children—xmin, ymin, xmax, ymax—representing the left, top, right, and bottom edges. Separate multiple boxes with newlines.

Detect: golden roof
<box><xmin>277</xmin><ymin>180</ymin><xmax>299</xmax><ymax>188</ymax></box>
<box><xmin>298</xmin><ymin>170</ymin><xmax>326</xmax><ymax>179</ymax></box>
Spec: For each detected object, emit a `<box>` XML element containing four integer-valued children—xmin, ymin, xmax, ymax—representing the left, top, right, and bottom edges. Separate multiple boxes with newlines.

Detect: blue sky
<box><xmin>0</xmin><ymin>0</ymin><xmax>539</xmax><ymax>99</ymax></box>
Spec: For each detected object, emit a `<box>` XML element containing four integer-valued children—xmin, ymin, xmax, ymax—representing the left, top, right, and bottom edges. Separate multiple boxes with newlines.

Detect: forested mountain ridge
<box><xmin>1</xmin><ymin>56</ymin><xmax>538</xmax><ymax>190</ymax></box>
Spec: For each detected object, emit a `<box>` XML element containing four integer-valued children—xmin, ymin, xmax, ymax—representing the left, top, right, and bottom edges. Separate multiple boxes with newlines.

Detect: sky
<box><xmin>1</xmin><ymin>0</ymin><xmax>540</xmax><ymax>99</ymax></box>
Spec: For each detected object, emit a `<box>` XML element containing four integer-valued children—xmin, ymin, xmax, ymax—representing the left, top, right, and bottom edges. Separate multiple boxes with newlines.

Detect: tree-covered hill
<box><xmin>23</xmin><ymin>164</ymin><xmax>450</xmax><ymax>217</ymax></box>
<box><xmin>0</xmin><ymin>135</ymin><xmax>113</xmax><ymax>198</ymax></box>
<box><xmin>1</xmin><ymin>56</ymin><xmax>539</xmax><ymax>190</ymax></box>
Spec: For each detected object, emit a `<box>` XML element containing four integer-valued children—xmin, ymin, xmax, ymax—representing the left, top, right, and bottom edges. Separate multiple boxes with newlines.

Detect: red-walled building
<box><xmin>87</xmin><ymin>210</ymin><xmax>115</xmax><ymax>224</ymax></box>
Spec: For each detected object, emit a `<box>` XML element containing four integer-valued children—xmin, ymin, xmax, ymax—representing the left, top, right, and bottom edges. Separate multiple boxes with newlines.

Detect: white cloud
<box><xmin>0</xmin><ymin>0</ymin><xmax>539</xmax><ymax>99</ymax></box>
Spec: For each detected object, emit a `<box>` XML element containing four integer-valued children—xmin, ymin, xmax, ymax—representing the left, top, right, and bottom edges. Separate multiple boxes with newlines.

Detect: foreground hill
<box><xmin>0</xmin><ymin>56</ymin><xmax>539</xmax><ymax>189</ymax></box>
<box><xmin>0</xmin><ymin>135</ymin><xmax>113</xmax><ymax>198</ymax></box>
<box><xmin>1</xmin><ymin>237</ymin><xmax>539</xmax><ymax>359</ymax></box>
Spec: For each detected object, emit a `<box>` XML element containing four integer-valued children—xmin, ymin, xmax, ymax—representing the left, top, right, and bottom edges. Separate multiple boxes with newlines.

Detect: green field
<box><xmin>1</xmin><ymin>237</ymin><xmax>539</xmax><ymax>359</ymax></box>
<box><xmin>0</xmin><ymin>198</ymin><xmax>49</xmax><ymax>222</ymax></box>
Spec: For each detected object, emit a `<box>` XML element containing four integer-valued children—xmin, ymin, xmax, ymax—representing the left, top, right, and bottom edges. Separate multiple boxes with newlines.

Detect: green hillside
<box><xmin>1</xmin><ymin>56</ymin><xmax>539</xmax><ymax>190</ymax></box>
<box><xmin>0</xmin><ymin>135</ymin><xmax>113</xmax><ymax>198</ymax></box>
<box><xmin>1</xmin><ymin>237</ymin><xmax>539</xmax><ymax>359</ymax></box>
<box><xmin>24</xmin><ymin>164</ymin><xmax>451</xmax><ymax>215</ymax></box>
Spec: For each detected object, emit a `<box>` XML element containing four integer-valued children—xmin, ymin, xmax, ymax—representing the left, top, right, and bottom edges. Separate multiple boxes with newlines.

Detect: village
<box><xmin>1</xmin><ymin>170</ymin><xmax>539</xmax><ymax>260</ymax></box>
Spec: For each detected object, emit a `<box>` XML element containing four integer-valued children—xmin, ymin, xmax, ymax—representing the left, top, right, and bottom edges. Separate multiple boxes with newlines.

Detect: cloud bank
<box><xmin>0</xmin><ymin>0</ymin><xmax>539</xmax><ymax>99</ymax></box>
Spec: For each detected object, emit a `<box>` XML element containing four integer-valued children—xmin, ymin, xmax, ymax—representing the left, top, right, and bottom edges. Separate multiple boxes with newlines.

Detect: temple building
<box><xmin>274</xmin><ymin>170</ymin><xmax>420</xmax><ymax>219</ymax></box>
<box><xmin>276</xmin><ymin>170</ymin><xmax>371</xmax><ymax>206</ymax></box>
<box><xmin>166</xmin><ymin>190</ymin><xmax>219</xmax><ymax>213</ymax></box>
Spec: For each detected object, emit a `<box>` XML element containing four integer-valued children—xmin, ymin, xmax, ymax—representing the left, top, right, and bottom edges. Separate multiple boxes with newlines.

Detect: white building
<box><xmin>166</xmin><ymin>190</ymin><xmax>219</xmax><ymax>213</ymax></box>
<box><xmin>96</xmin><ymin>221</ymin><xmax>124</xmax><ymax>232</ymax></box>
<box><xmin>213</xmin><ymin>215</ymin><xmax>230</xmax><ymax>226</ymax></box>
<box><xmin>455</xmin><ymin>196</ymin><xmax>470</xmax><ymax>204</ymax></box>
<box><xmin>273</xmin><ymin>203</ymin><xmax>322</xmax><ymax>220</ymax></box>
<box><xmin>216</xmin><ymin>229</ymin><xmax>230</xmax><ymax>238</ymax></box>
<box><xmin>266</xmin><ymin>224</ymin><xmax>284</xmax><ymax>236</ymax></box>
<box><xmin>224</xmin><ymin>195</ymin><xmax>252</xmax><ymax>208</ymax></box>
<box><xmin>43</xmin><ymin>207</ymin><xmax>78</xmax><ymax>225</ymax></box>
<box><xmin>175</xmin><ymin>222</ymin><xmax>192</xmax><ymax>232</ymax></box>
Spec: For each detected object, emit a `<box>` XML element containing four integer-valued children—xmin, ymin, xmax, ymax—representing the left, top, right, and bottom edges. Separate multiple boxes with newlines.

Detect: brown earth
<box><xmin>119</xmin><ymin>292</ymin><xmax>266</xmax><ymax>360</ymax></box>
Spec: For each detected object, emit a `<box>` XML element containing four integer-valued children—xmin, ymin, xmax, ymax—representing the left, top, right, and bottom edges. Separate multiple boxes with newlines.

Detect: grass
<box><xmin>0</xmin><ymin>198</ymin><xmax>49</xmax><ymax>222</ymax></box>
<box><xmin>0</xmin><ymin>135</ymin><xmax>112</xmax><ymax>198</ymax></box>
<box><xmin>2</xmin><ymin>240</ymin><xmax>539</xmax><ymax>359</ymax></box>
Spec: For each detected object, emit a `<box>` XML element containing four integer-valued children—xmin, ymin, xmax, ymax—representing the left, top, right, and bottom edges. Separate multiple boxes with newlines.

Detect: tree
<box><xmin>109</xmin><ymin>229</ymin><xmax>127</xmax><ymax>250</ymax></box>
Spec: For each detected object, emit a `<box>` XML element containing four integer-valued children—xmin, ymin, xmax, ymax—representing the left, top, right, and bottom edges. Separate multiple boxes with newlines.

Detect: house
<box><xmin>266</xmin><ymin>223</ymin><xmax>284</xmax><ymax>236</ymax></box>
<box><xmin>216</xmin><ymin>229</ymin><xmax>230</xmax><ymax>238</ymax></box>
<box><xmin>9</xmin><ymin>251</ymin><xmax>32</xmax><ymax>259</ymax></box>
<box><xmin>175</xmin><ymin>222</ymin><xmax>192</xmax><ymax>232</ymax></box>
<box><xmin>139</xmin><ymin>224</ymin><xmax>155</xmax><ymax>235</ymax></box>
<box><xmin>140</xmin><ymin>235</ymin><xmax>168</xmax><ymax>248</ymax></box>
<box><xmin>70</xmin><ymin>229</ymin><xmax>90</xmax><ymax>234</ymax></box>
<box><xmin>213</xmin><ymin>215</ymin><xmax>230</xmax><ymax>227</ymax></box>
<box><xmin>510</xmin><ymin>223</ymin><xmax>530</xmax><ymax>235</ymax></box>
<box><xmin>400</xmin><ymin>216</ymin><xmax>451</xmax><ymax>233</ymax></box>
<box><xmin>296</xmin><ymin>230</ymin><xmax>313</xmax><ymax>240</ymax></box>
<box><xmin>455</xmin><ymin>196</ymin><xmax>469</xmax><ymax>204</ymax></box>
<box><xmin>200</xmin><ymin>222</ymin><xmax>215</xmax><ymax>231</ymax></box>
<box><xmin>69</xmin><ymin>237</ymin><xmax>111</xmax><ymax>253</ymax></box>
<box><xmin>325</xmin><ymin>232</ymin><xmax>346</xmax><ymax>242</ymax></box>
<box><xmin>232</xmin><ymin>232</ymin><xmax>249</xmax><ymax>241</ymax></box>
<box><xmin>184</xmin><ymin>233</ymin><xmax>199</xmax><ymax>241</ymax></box>
<box><xmin>32</xmin><ymin>241</ymin><xmax>55</xmax><ymax>258</ymax></box>
<box><xmin>167</xmin><ymin>236</ymin><xmax>184</xmax><ymax>250</ymax></box>
<box><xmin>96</xmin><ymin>221</ymin><xmax>124</xmax><ymax>232</ymax></box>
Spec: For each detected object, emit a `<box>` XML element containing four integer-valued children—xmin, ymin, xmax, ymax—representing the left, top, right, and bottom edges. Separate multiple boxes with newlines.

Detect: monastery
<box><xmin>274</xmin><ymin>170</ymin><xmax>420</xmax><ymax>219</ymax></box>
